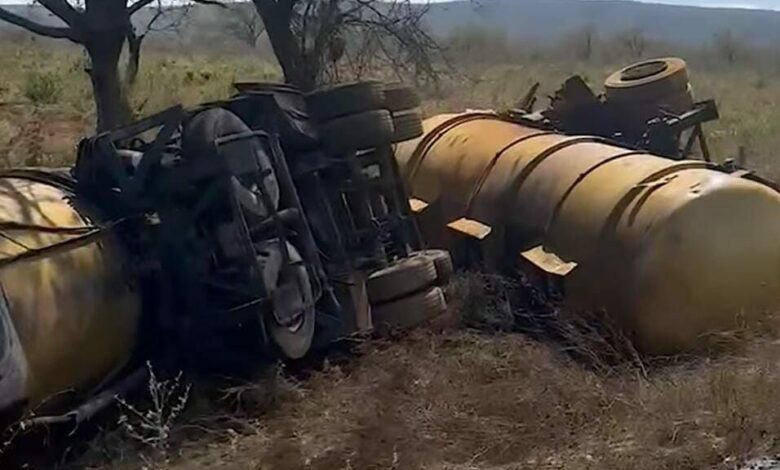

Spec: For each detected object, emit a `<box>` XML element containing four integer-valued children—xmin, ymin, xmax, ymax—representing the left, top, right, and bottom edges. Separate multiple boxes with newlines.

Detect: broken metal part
<box><xmin>510</xmin><ymin>73</ymin><xmax>719</xmax><ymax>162</ymax></box>
<box><xmin>18</xmin><ymin>368</ymin><xmax>147</xmax><ymax>432</ymax></box>
<box><xmin>515</xmin><ymin>82</ymin><xmax>540</xmax><ymax>112</ymax></box>
<box><xmin>644</xmin><ymin>99</ymin><xmax>719</xmax><ymax>159</ymax></box>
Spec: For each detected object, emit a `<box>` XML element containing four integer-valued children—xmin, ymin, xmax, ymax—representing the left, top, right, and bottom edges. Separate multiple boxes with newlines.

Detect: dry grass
<box><xmin>59</xmin><ymin>273</ymin><xmax>780</xmax><ymax>470</ymax></box>
<box><xmin>74</xmin><ymin>322</ymin><xmax>780</xmax><ymax>469</ymax></box>
<box><xmin>0</xmin><ymin>43</ymin><xmax>281</xmax><ymax>168</ymax></box>
<box><xmin>3</xmin><ymin>41</ymin><xmax>780</xmax><ymax>469</ymax></box>
<box><xmin>0</xmin><ymin>43</ymin><xmax>779</xmax><ymax>178</ymax></box>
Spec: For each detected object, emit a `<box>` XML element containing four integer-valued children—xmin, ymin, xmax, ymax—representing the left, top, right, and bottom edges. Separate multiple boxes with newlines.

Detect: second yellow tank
<box><xmin>396</xmin><ymin>113</ymin><xmax>780</xmax><ymax>354</ymax></box>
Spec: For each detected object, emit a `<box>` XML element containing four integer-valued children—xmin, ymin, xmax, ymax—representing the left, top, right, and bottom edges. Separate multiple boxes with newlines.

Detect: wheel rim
<box><xmin>621</xmin><ymin>60</ymin><xmax>668</xmax><ymax>81</ymax></box>
<box><xmin>262</xmin><ymin>243</ymin><xmax>315</xmax><ymax>360</ymax></box>
<box><xmin>279</xmin><ymin>313</ymin><xmax>305</xmax><ymax>334</ymax></box>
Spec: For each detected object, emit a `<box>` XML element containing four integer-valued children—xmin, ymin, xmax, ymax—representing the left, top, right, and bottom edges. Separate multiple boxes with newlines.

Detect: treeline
<box><xmin>442</xmin><ymin>24</ymin><xmax>780</xmax><ymax>73</ymax></box>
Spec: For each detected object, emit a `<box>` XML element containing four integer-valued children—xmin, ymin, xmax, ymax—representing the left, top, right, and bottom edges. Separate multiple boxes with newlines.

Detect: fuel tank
<box><xmin>396</xmin><ymin>113</ymin><xmax>780</xmax><ymax>354</ymax></box>
<box><xmin>0</xmin><ymin>174</ymin><xmax>141</xmax><ymax>417</ymax></box>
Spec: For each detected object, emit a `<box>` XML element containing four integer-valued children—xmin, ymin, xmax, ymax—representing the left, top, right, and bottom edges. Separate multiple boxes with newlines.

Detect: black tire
<box><xmin>233</xmin><ymin>82</ymin><xmax>302</xmax><ymax>95</ymax></box>
<box><xmin>306</xmin><ymin>82</ymin><xmax>384</xmax><ymax>121</ymax></box>
<box><xmin>367</xmin><ymin>255</ymin><xmax>437</xmax><ymax>304</ymax></box>
<box><xmin>372</xmin><ymin>286</ymin><xmax>447</xmax><ymax>336</ymax></box>
<box><xmin>257</xmin><ymin>241</ymin><xmax>316</xmax><ymax>360</ymax></box>
<box><xmin>414</xmin><ymin>249</ymin><xmax>454</xmax><ymax>285</ymax></box>
<box><xmin>382</xmin><ymin>83</ymin><xmax>421</xmax><ymax>112</ymax></box>
<box><xmin>319</xmin><ymin>109</ymin><xmax>394</xmax><ymax>154</ymax></box>
<box><xmin>182</xmin><ymin>108</ymin><xmax>280</xmax><ymax>217</ymax></box>
<box><xmin>390</xmin><ymin>108</ymin><xmax>424</xmax><ymax>143</ymax></box>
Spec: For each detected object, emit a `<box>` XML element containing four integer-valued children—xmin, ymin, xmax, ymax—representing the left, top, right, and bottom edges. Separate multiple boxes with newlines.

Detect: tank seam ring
<box><xmin>598</xmin><ymin>161</ymin><xmax>714</xmax><ymax>243</ymax></box>
<box><xmin>544</xmin><ymin>150</ymin><xmax>645</xmax><ymax>235</ymax></box>
<box><xmin>502</xmin><ymin>137</ymin><xmax>605</xmax><ymax>218</ymax></box>
<box><xmin>626</xmin><ymin>176</ymin><xmax>681</xmax><ymax>227</ymax></box>
<box><xmin>464</xmin><ymin>131</ymin><xmax>556</xmax><ymax>217</ymax></box>
<box><xmin>406</xmin><ymin>113</ymin><xmax>501</xmax><ymax>184</ymax></box>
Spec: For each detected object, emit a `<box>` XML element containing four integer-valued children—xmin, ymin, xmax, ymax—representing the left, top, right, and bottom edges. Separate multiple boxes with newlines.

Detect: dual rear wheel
<box><xmin>366</xmin><ymin>250</ymin><xmax>453</xmax><ymax>335</ymax></box>
<box><xmin>306</xmin><ymin>82</ymin><xmax>425</xmax><ymax>154</ymax></box>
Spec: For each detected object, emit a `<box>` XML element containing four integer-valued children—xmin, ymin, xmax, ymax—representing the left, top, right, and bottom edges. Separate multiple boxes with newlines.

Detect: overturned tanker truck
<box><xmin>395</xmin><ymin>57</ymin><xmax>780</xmax><ymax>356</ymax></box>
<box><xmin>0</xmin><ymin>82</ymin><xmax>453</xmax><ymax>431</ymax></box>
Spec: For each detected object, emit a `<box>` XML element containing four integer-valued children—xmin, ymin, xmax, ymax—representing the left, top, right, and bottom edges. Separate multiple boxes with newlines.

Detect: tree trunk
<box><xmin>125</xmin><ymin>30</ymin><xmax>143</xmax><ymax>88</ymax></box>
<box><xmin>85</xmin><ymin>32</ymin><xmax>131</xmax><ymax>131</ymax></box>
<box><xmin>253</xmin><ymin>1</ymin><xmax>318</xmax><ymax>91</ymax></box>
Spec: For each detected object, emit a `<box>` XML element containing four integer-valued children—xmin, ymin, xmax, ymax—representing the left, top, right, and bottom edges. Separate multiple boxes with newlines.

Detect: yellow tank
<box><xmin>396</xmin><ymin>113</ymin><xmax>780</xmax><ymax>354</ymax></box>
<box><xmin>0</xmin><ymin>174</ymin><xmax>141</xmax><ymax>414</ymax></box>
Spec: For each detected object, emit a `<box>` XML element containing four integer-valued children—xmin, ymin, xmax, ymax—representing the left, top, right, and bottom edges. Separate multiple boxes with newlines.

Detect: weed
<box><xmin>115</xmin><ymin>362</ymin><xmax>191</xmax><ymax>462</ymax></box>
<box><xmin>22</xmin><ymin>69</ymin><xmax>62</xmax><ymax>105</ymax></box>
<box><xmin>450</xmin><ymin>271</ymin><xmax>517</xmax><ymax>333</ymax></box>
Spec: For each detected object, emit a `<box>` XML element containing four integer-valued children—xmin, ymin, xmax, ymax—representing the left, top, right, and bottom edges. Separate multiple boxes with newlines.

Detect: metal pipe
<box><xmin>395</xmin><ymin>113</ymin><xmax>780</xmax><ymax>354</ymax></box>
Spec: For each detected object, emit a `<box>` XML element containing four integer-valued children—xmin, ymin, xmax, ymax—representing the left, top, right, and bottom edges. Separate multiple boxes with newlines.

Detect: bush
<box><xmin>22</xmin><ymin>69</ymin><xmax>62</xmax><ymax>105</ymax></box>
<box><xmin>450</xmin><ymin>271</ymin><xmax>518</xmax><ymax>333</ymax></box>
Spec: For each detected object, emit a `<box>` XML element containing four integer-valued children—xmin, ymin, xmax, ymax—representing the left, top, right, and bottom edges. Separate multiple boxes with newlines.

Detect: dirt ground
<box><xmin>68</xmin><ymin>291</ymin><xmax>780</xmax><ymax>470</ymax></box>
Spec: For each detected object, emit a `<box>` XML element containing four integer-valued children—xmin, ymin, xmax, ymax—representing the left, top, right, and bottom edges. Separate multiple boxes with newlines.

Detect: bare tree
<box><xmin>251</xmin><ymin>0</ymin><xmax>444</xmax><ymax>91</ymax></box>
<box><xmin>616</xmin><ymin>28</ymin><xmax>646</xmax><ymax>59</ymax></box>
<box><xmin>560</xmin><ymin>25</ymin><xmax>597</xmax><ymax>62</ymax></box>
<box><xmin>126</xmin><ymin>0</ymin><xmax>195</xmax><ymax>87</ymax></box>
<box><xmin>0</xmin><ymin>0</ymin><xmax>213</xmax><ymax>131</ymax></box>
<box><xmin>713</xmin><ymin>29</ymin><xmax>741</xmax><ymax>65</ymax></box>
<box><xmin>223</xmin><ymin>2</ymin><xmax>266</xmax><ymax>48</ymax></box>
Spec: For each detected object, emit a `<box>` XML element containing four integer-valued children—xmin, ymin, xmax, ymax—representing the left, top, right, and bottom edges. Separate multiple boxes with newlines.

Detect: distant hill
<box><xmin>1</xmin><ymin>0</ymin><xmax>780</xmax><ymax>49</ymax></box>
<box><xmin>423</xmin><ymin>0</ymin><xmax>780</xmax><ymax>47</ymax></box>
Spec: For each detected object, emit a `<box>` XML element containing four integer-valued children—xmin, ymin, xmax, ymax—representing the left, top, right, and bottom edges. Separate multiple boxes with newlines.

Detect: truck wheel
<box><xmin>382</xmin><ymin>83</ymin><xmax>421</xmax><ymax>112</ymax></box>
<box><xmin>390</xmin><ymin>108</ymin><xmax>424</xmax><ymax>143</ymax></box>
<box><xmin>414</xmin><ymin>249</ymin><xmax>454</xmax><ymax>285</ymax></box>
<box><xmin>319</xmin><ymin>109</ymin><xmax>394</xmax><ymax>154</ymax></box>
<box><xmin>306</xmin><ymin>81</ymin><xmax>384</xmax><ymax>121</ymax></box>
<box><xmin>182</xmin><ymin>108</ymin><xmax>280</xmax><ymax>218</ymax></box>
<box><xmin>367</xmin><ymin>255</ymin><xmax>436</xmax><ymax>304</ymax></box>
<box><xmin>372</xmin><ymin>286</ymin><xmax>447</xmax><ymax>336</ymax></box>
<box><xmin>257</xmin><ymin>241</ymin><xmax>315</xmax><ymax>360</ymax></box>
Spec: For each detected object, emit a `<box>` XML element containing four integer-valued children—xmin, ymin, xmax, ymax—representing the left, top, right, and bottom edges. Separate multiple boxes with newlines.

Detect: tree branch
<box><xmin>0</xmin><ymin>7</ymin><xmax>77</xmax><ymax>41</ymax></box>
<box><xmin>192</xmin><ymin>0</ymin><xmax>227</xmax><ymax>8</ymax></box>
<box><xmin>128</xmin><ymin>0</ymin><xmax>156</xmax><ymax>16</ymax></box>
<box><xmin>38</xmin><ymin>0</ymin><xmax>81</xmax><ymax>26</ymax></box>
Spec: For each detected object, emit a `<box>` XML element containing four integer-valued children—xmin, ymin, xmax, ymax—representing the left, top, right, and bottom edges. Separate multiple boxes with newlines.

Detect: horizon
<box><xmin>627</xmin><ymin>0</ymin><xmax>780</xmax><ymax>9</ymax></box>
<box><xmin>0</xmin><ymin>0</ymin><xmax>777</xmax><ymax>11</ymax></box>
<box><xmin>429</xmin><ymin>0</ymin><xmax>779</xmax><ymax>8</ymax></box>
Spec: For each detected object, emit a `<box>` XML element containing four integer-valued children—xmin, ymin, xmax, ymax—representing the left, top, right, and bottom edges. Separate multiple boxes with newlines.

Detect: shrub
<box><xmin>22</xmin><ymin>69</ymin><xmax>62</xmax><ymax>105</ymax></box>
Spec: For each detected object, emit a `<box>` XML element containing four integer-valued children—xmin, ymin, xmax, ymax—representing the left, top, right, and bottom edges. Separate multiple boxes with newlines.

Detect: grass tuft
<box><xmin>22</xmin><ymin>69</ymin><xmax>62</xmax><ymax>105</ymax></box>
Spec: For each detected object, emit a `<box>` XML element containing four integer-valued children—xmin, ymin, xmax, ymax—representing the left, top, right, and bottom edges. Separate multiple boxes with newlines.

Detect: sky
<box><xmin>627</xmin><ymin>0</ymin><xmax>780</xmax><ymax>9</ymax></box>
<box><xmin>0</xmin><ymin>0</ymin><xmax>778</xmax><ymax>10</ymax></box>
<box><xmin>426</xmin><ymin>0</ymin><xmax>780</xmax><ymax>9</ymax></box>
